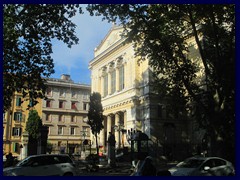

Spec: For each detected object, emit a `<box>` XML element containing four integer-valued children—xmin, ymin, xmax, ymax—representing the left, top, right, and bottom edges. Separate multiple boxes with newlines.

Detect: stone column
<box><xmin>123</xmin><ymin>111</ymin><xmax>127</xmax><ymax>147</ymax></box>
<box><xmin>106</xmin><ymin>115</ymin><xmax>112</xmax><ymax>161</ymax></box>
<box><xmin>107</xmin><ymin>116</ymin><xmax>112</xmax><ymax>136</ymax></box>
<box><xmin>100</xmin><ymin>122</ymin><xmax>105</xmax><ymax>146</ymax></box>
<box><xmin>115</xmin><ymin>113</ymin><xmax>120</xmax><ymax>149</ymax></box>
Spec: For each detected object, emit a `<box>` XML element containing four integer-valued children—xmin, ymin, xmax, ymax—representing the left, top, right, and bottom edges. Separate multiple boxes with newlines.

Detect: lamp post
<box><xmin>80</xmin><ymin>130</ymin><xmax>87</xmax><ymax>152</ymax></box>
<box><xmin>21</xmin><ymin>131</ymin><xmax>29</xmax><ymax>160</ymax></box>
<box><xmin>113</xmin><ymin>122</ymin><xmax>124</xmax><ymax>149</ymax></box>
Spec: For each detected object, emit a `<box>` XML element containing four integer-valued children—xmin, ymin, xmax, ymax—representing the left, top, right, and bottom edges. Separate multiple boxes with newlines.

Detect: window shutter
<box><xmin>19</xmin><ymin>112</ymin><xmax>22</xmax><ymax>121</ymax></box>
<box><xmin>12</xmin><ymin>128</ymin><xmax>15</xmax><ymax>136</ymax></box>
<box><xmin>14</xmin><ymin>112</ymin><xmax>17</xmax><ymax>120</ymax></box>
<box><xmin>13</xmin><ymin>143</ymin><xmax>16</xmax><ymax>152</ymax></box>
<box><xmin>14</xmin><ymin>143</ymin><xmax>19</xmax><ymax>152</ymax></box>
<box><xmin>19</xmin><ymin>128</ymin><xmax>22</xmax><ymax>136</ymax></box>
<box><xmin>16</xmin><ymin>97</ymin><xmax>20</xmax><ymax>106</ymax></box>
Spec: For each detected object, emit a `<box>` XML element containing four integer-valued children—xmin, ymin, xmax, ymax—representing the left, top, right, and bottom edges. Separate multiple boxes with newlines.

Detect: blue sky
<box><xmin>50</xmin><ymin>6</ymin><xmax>112</xmax><ymax>85</ymax></box>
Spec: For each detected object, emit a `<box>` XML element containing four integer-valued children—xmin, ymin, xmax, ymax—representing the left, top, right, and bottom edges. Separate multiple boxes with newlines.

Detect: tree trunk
<box><xmin>95</xmin><ymin>133</ymin><xmax>99</xmax><ymax>157</ymax></box>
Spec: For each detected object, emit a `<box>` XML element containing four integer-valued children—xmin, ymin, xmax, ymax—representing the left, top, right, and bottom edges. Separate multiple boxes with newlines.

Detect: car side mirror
<box><xmin>204</xmin><ymin>166</ymin><xmax>210</xmax><ymax>171</ymax></box>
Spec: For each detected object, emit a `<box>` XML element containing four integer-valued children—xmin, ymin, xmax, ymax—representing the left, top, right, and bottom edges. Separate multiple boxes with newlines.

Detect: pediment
<box><xmin>94</xmin><ymin>26</ymin><xmax>124</xmax><ymax>56</ymax></box>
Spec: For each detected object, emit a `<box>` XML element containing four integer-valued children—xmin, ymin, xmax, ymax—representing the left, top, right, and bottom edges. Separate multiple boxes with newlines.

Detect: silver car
<box><xmin>3</xmin><ymin>154</ymin><xmax>78</xmax><ymax>176</ymax></box>
<box><xmin>169</xmin><ymin>156</ymin><xmax>235</xmax><ymax>176</ymax></box>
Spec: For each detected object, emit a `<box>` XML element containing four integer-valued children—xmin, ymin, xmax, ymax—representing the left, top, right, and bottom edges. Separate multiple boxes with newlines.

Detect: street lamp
<box><xmin>21</xmin><ymin>131</ymin><xmax>29</xmax><ymax>160</ymax></box>
<box><xmin>113</xmin><ymin>122</ymin><xmax>125</xmax><ymax>149</ymax></box>
<box><xmin>80</xmin><ymin>130</ymin><xmax>87</xmax><ymax>152</ymax></box>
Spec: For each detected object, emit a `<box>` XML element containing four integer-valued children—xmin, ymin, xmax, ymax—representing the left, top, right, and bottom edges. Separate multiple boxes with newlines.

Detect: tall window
<box><xmin>12</xmin><ymin>127</ymin><xmax>22</xmax><ymax>136</ymax></box>
<box><xmin>83</xmin><ymin>91</ymin><xmax>89</xmax><ymax>99</ymax></box>
<box><xmin>70</xmin><ymin>127</ymin><xmax>75</xmax><ymax>135</ymax></box>
<box><xmin>71</xmin><ymin>102</ymin><xmax>77</xmax><ymax>109</ymax></box>
<box><xmin>46</xmin><ymin>100</ymin><xmax>51</xmax><ymax>108</ymax></box>
<box><xmin>83</xmin><ymin>103</ymin><xmax>88</xmax><ymax>111</ymax></box>
<box><xmin>14</xmin><ymin>112</ymin><xmax>22</xmax><ymax>121</ymax></box>
<box><xmin>13</xmin><ymin>143</ymin><xmax>19</xmax><ymax>153</ymax></box>
<box><xmin>16</xmin><ymin>96</ymin><xmax>21</xmax><ymax>106</ymax></box>
<box><xmin>71</xmin><ymin>115</ymin><xmax>76</xmax><ymax>123</ymax></box>
<box><xmin>119</xmin><ymin>65</ymin><xmax>125</xmax><ymax>91</ymax></box>
<box><xmin>72</xmin><ymin>90</ymin><xmax>77</xmax><ymax>98</ymax></box>
<box><xmin>104</xmin><ymin>75</ymin><xmax>108</xmax><ymax>97</ymax></box>
<box><xmin>59</xmin><ymin>115</ymin><xmax>64</xmax><ymax>122</ymax></box>
<box><xmin>29</xmin><ymin>99</ymin><xmax>33</xmax><ymax>107</ymax></box>
<box><xmin>82</xmin><ymin>126</ymin><xmax>90</xmax><ymax>137</ymax></box>
<box><xmin>46</xmin><ymin>114</ymin><xmax>51</xmax><ymax>121</ymax></box>
<box><xmin>59</xmin><ymin>89</ymin><xmax>65</xmax><ymax>97</ymax></box>
<box><xmin>46</xmin><ymin>88</ymin><xmax>52</xmax><ymax>96</ymax></box>
<box><xmin>59</xmin><ymin>101</ymin><xmax>64</xmax><ymax>109</ymax></box>
<box><xmin>58</xmin><ymin>126</ymin><xmax>63</xmax><ymax>135</ymax></box>
<box><xmin>111</xmin><ymin>70</ymin><xmax>116</xmax><ymax>94</ymax></box>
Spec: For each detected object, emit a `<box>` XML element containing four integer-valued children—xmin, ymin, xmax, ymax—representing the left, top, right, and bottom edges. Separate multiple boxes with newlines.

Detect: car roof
<box><xmin>187</xmin><ymin>156</ymin><xmax>226</xmax><ymax>161</ymax></box>
<box><xmin>26</xmin><ymin>154</ymin><xmax>70</xmax><ymax>158</ymax></box>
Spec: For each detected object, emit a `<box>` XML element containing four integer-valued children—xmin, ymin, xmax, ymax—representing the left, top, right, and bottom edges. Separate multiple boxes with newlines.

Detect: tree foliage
<box><xmin>86</xmin><ymin>4</ymin><xmax>235</xmax><ymax>159</ymax></box>
<box><xmin>87</xmin><ymin>92</ymin><xmax>104</xmax><ymax>156</ymax></box>
<box><xmin>3</xmin><ymin>4</ymin><xmax>82</xmax><ymax>112</ymax></box>
<box><xmin>25</xmin><ymin>110</ymin><xmax>43</xmax><ymax>139</ymax></box>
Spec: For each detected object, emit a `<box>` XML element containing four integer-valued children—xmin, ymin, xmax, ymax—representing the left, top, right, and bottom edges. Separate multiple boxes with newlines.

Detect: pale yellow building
<box><xmin>89</xmin><ymin>26</ymin><xmax>163</xmax><ymax>149</ymax></box>
<box><xmin>89</xmin><ymin>26</ymin><xmax>194</xmax><ymax>158</ymax></box>
<box><xmin>3</xmin><ymin>92</ymin><xmax>42</xmax><ymax>158</ymax></box>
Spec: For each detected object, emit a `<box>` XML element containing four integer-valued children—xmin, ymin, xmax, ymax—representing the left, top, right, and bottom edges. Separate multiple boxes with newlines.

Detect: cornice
<box><xmin>89</xmin><ymin>37</ymin><xmax>129</xmax><ymax>69</ymax></box>
<box><xmin>95</xmin><ymin>25</ymin><xmax>124</xmax><ymax>51</ymax></box>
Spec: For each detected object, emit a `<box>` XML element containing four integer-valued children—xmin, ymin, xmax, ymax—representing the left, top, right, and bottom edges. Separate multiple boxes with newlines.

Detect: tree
<box><xmin>87</xmin><ymin>92</ymin><xmax>104</xmax><ymax>157</ymax></box>
<box><xmin>86</xmin><ymin>4</ymin><xmax>235</xmax><ymax>162</ymax></box>
<box><xmin>3</xmin><ymin>4</ymin><xmax>82</xmax><ymax>112</ymax></box>
<box><xmin>26</xmin><ymin>110</ymin><xmax>43</xmax><ymax>155</ymax></box>
<box><xmin>26</xmin><ymin>110</ymin><xmax>43</xmax><ymax>139</ymax></box>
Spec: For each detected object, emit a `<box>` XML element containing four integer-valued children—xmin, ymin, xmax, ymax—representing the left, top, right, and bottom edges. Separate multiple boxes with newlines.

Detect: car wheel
<box><xmin>63</xmin><ymin>172</ymin><xmax>73</xmax><ymax>176</ymax></box>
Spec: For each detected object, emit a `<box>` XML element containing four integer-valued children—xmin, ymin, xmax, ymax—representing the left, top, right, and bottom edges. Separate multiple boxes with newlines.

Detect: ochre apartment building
<box><xmin>3</xmin><ymin>74</ymin><xmax>91</xmax><ymax>158</ymax></box>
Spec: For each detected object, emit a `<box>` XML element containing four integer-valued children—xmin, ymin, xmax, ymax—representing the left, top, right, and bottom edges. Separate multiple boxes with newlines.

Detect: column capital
<box><xmin>107</xmin><ymin>62</ymin><xmax>115</xmax><ymax>73</ymax></box>
<box><xmin>100</xmin><ymin>66</ymin><xmax>107</xmax><ymax>77</ymax></box>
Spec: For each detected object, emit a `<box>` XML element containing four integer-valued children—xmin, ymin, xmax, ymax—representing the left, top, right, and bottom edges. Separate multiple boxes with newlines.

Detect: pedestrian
<box><xmin>5</xmin><ymin>153</ymin><xmax>14</xmax><ymax>167</ymax></box>
<box><xmin>107</xmin><ymin>132</ymin><xmax>116</xmax><ymax>167</ymax></box>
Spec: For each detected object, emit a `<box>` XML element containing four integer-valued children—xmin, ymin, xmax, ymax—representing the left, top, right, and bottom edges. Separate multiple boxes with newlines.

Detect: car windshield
<box><xmin>16</xmin><ymin>157</ymin><xmax>33</xmax><ymax>167</ymax></box>
<box><xmin>177</xmin><ymin>158</ymin><xmax>205</xmax><ymax>168</ymax></box>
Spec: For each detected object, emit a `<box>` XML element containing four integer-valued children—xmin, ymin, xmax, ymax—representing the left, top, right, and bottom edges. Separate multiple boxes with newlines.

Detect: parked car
<box><xmin>3</xmin><ymin>154</ymin><xmax>78</xmax><ymax>176</ymax></box>
<box><xmin>169</xmin><ymin>156</ymin><xmax>235</xmax><ymax>176</ymax></box>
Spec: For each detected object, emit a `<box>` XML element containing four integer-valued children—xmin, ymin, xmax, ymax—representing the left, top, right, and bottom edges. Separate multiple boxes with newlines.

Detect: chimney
<box><xmin>61</xmin><ymin>74</ymin><xmax>71</xmax><ymax>81</ymax></box>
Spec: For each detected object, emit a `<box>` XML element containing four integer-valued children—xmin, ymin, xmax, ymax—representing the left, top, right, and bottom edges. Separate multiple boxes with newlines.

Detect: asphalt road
<box><xmin>75</xmin><ymin>160</ymin><xmax>133</xmax><ymax>176</ymax></box>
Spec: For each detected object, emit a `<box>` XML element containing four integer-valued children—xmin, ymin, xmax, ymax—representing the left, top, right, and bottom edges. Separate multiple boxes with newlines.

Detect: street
<box><xmin>75</xmin><ymin>160</ymin><xmax>133</xmax><ymax>176</ymax></box>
